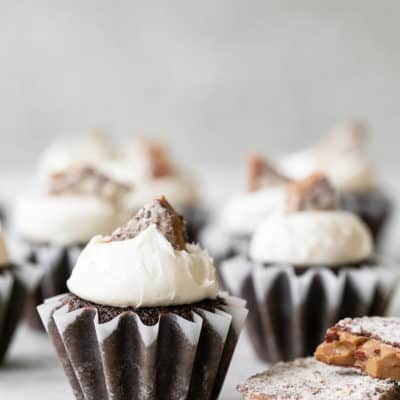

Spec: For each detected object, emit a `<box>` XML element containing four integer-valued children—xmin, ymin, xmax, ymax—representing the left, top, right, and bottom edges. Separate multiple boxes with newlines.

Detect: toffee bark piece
<box><xmin>248</xmin><ymin>153</ymin><xmax>290</xmax><ymax>192</ymax></box>
<box><xmin>109</xmin><ymin>196</ymin><xmax>187</xmax><ymax>250</ymax></box>
<box><xmin>49</xmin><ymin>166</ymin><xmax>131</xmax><ymax>203</ymax></box>
<box><xmin>145</xmin><ymin>140</ymin><xmax>173</xmax><ymax>178</ymax></box>
<box><xmin>315</xmin><ymin>317</ymin><xmax>400</xmax><ymax>380</ymax></box>
<box><xmin>286</xmin><ymin>173</ymin><xmax>336</xmax><ymax>212</ymax></box>
<box><xmin>237</xmin><ymin>358</ymin><xmax>400</xmax><ymax>400</ymax></box>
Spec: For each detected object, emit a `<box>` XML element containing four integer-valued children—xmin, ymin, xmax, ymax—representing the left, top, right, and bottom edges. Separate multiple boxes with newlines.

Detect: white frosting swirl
<box><xmin>249</xmin><ymin>210</ymin><xmax>373</xmax><ymax>266</ymax></box>
<box><xmin>280</xmin><ymin>149</ymin><xmax>376</xmax><ymax>192</ymax></box>
<box><xmin>38</xmin><ymin>131</ymin><xmax>116</xmax><ymax>180</ymax></box>
<box><xmin>0</xmin><ymin>225</ymin><xmax>10</xmax><ymax>267</ymax></box>
<box><xmin>14</xmin><ymin>194</ymin><xmax>129</xmax><ymax>246</ymax></box>
<box><xmin>67</xmin><ymin>225</ymin><xmax>219</xmax><ymax>307</ymax></box>
<box><xmin>220</xmin><ymin>187</ymin><xmax>286</xmax><ymax>235</ymax></box>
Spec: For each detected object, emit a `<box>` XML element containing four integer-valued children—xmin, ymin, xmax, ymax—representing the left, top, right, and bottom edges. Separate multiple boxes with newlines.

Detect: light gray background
<box><xmin>0</xmin><ymin>1</ymin><xmax>399</xmax><ymax>169</ymax></box>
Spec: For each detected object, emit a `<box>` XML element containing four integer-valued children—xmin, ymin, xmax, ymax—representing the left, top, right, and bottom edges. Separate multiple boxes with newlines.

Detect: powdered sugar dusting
<box><xmin>336</xmin><ymin>317</ymin><xmax>400</xmax><ymax>347</ymax></box>
<box><xmin>237</xmin><ymin>358</ymin><xmax>399</xmax><ymax>399</ymax></box>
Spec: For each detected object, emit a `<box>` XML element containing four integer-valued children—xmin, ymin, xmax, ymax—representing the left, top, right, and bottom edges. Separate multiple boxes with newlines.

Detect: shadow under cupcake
<box><xmin>13</xmin><ymin>166</ymin><xmax>131</xmax><ymax>330</ymax></box>
<box><xmin>220</xmin><ymin>173</ymin><xmax>399</xmax><ymax>362</ymax></box>
<box><xmin>38</xmin><ymin>196</ymin><xmax>247</xmax><ymax>400</ymax></box>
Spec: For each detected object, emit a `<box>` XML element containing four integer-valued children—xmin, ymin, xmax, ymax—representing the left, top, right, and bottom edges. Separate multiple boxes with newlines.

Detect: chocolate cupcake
<box><xmin>13</xmin><ymin>166</ymin><xmax>131</xmax><ymax>330</ymax></box>
<box><xmin>201</xmin><ymin>154</ymin><xmax>289</xmax><ymax>265</ymax></box>
<box><xmin>100</xmin><ymin>137</ymin><xmax>207</xmax><ymax>242</ymax></box>
<box><xmin>280</xmin><ymin>121</ymin><xmax>392</xmax><ymax>245</ymax></box>
<box><xmin>220</xmin><ymin>173</ymin><xmax>399</xmax><ymax>362</ymax></box>
<box><xmin>237</xmin><ymin>358</ymin><xmax>400</xmax><ymax>399</ymax></box>
<box><xmin>38</xmin><ymin>196</ymin><xmax>247</xmax><ymax>400</ymax></box>
<box><xmin>0</xmin><ymin>224</ymin><xmax>40</xmax><ymax>363</ymax></box>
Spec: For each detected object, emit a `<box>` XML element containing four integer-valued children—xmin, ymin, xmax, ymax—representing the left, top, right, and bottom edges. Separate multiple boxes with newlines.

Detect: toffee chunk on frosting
<box><xmin>109</xmin><ymin>196</ymin><xmax>187</xmax><ymax>250</ymax></box>
<box><xmin>315</xmin><ymin>317</ymin><xmax>400</xmax><ymax>381</ymax></box>
<box><xmin>248</xmin><ymin>153</ymin><xmax>290</xmax><ymax>192</ymax></box>
<box><xmin>145</xmin><ymin>140</ymin><xmax>173</xmax><ymax>178</ymax></box>
<box><xmin>49</xmin><ymin>165</ymin><xmax>131</xmax><ymax>203</ymax></box>
<box><xmin>286</xmin><ymin>172</ymin><xmax>336</xmax><ymax>212</ymax></box>
<box><xmin>237</xmin><ymin>357</ymin><xmax>400</xmax><ymax>400</ymax></box>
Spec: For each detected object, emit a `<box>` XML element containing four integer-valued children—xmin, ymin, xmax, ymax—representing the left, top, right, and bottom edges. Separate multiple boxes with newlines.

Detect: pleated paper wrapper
<box><xmin>220</xmin><ymin>256</ymin><xmax>399</xmax><ymax>363</ymax></box>
<box><xmin>38</xmin><ymin>293</ymin><xmax>248</xmax><ymax>400</ymax></box>
<box><xmin>13</xmin><ymin>240</ymin><xmax>84</xmax><ymax>330</ymax></box>
<box><xmin>0</xmin><ymin>263</ymin><xmax>42</xmax><ymax>363</ymax></box>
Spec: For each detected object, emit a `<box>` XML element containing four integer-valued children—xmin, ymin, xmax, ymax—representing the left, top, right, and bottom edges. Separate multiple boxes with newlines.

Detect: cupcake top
<box><xmin>38</xmin><ymin>129</ymin><xmax>117</xmax><ymax>180</ymax></box>
<box><xmin>101</xmin><ymin>138</ymin><xmax>198</xmax><ymax>211</ymax></box>
<box><xmin>249</xmin><ymin>173</ymin><xmax>373</xmax><ymax>266</ymax></box>
<box><xmin>0</xmin><ymin>225</ymin><xmax>10</xmax><ymax>268</ymax></box>
<box><xmin>67</xmin><ymin>196</ymin><xmax>219</xmax><ymax>307</ymax></box>
<box><xmin>220</xmin><ymin>154</ymin><xmax>290</xmax><ymax>235</ymax></box>
<box><xmin>14</xmin><ymin>166</ymin><xmax>131</xmax><ymax>246</ymax></box>
<box><xmin>280</xmin><ymin>122</ymin><xmax>377</xmax><ymax>193</ymax></box>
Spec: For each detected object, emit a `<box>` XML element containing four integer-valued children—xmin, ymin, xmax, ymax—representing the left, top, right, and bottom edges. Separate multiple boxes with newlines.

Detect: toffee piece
<box><xmin>248</xmin><ymin>153</ymin><xmax>290</xmax><ymax>192</ymax></box>
<box><xmin>49</xmin><ymin>165</ymin><xmax>131</xmax><ymax>204</ymax></box>
<box><xmin>108</xmin><ymin>196</ymin><xmax>187</xmax><ymax>250</ymax></box>
<box><xmin>286</xmin><ymin>172</ymin><xmax>336</xmax><ymax>212</ymax></box>
<box><xmin>237</xmin><ymin>358</ymin><xmax>400</xmax><ymax>400</ymax></box>
<box><xmin>316</xmin><ymin>317</ymin><xmax>400</xmax><ymax>380</ymax></box>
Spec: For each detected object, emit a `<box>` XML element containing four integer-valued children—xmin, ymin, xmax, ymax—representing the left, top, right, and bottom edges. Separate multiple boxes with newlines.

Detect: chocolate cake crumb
<box><xmin>248</xmin><ymin>153</ymin><xmax>290</xmax><ymax>191</ymax></box>
<box><xmin>49</xmin><ymin>166</ymin><xmax>131</xmax><ymax>203</ymax></box>
<box><xmin>286</xmin><ymin>173</ymin><xmax>336</xmax><ymax>212</ymax></box>
<box><xmin>64</xmin><ymin>294</ymin><xmax>225</xmax><ymax>325</ymax></box>
<box><xmin>109</xmin><ymin>196</ymin><xmax>187</xmax><ymax>250</ymax></box>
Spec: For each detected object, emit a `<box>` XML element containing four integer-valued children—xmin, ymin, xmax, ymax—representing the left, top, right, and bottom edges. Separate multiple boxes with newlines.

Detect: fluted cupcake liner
<box><xmin>15</xmin><ymin>241</ymin><xmax>84</xmax><ymax>330</ymax></box>
<box><xmin>0</xmin><ymin>263</ymin><xmax>42</xmax><ymax>363</ymax></box>
<box><xmin>220</xmin><ymin>256</ymin><xmax>399</xmax><ymax>363</ymax></box>
<box><xmin>338</xmin><ymin>190</ymin><xmax>392</xmax><ymax>246</ymax></box>
<box><xmin>38</xmin><ymin>293</ymin><xmax>248</xmax><ymax>400</ymax></box>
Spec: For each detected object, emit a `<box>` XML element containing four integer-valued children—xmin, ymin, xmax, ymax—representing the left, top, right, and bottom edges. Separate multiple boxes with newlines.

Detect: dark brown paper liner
<box><xmin>38</xmin><ymin>294</ymin><xmax>247</xmax><ymax>400</ymax></box>
<box><xmin>16</xmin><ymin>241</ymin><xmax>84</xmax><ymax>330</ymax></box>
<box><xmin>220</xmin><ymin>257</ymin><xmax>399</xmax><ymax>363</ymax></box>
<box><xmin>0</xmin><ymin>264</ymin><xmax>37</xmax><ymax>363</ymax></box>
<box><xmin>338</xmin><ymin>190</ymin><xmax>392</xmax><ymax>246</ymax></box>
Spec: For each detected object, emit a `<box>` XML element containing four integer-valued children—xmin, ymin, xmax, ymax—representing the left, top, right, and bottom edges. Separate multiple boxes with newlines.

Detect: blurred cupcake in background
<box><xmin>220</xmin><ymin>173</ymin><xmax>399</xmax><ymax>363</ymax></box>
<box><xmin>0</xmin><ymin>224</ymin><xmax>40</xmax><ymax>364</ymax></box>
<box><xmin>201</xmin><ymin>154</ymin><xmax>289</xmax><ymax>265</ymax></box>
<box><xmin>280</xmin><ymin>121</ymin><xmax>392</xmax><ymax>245</ymax></box>
<box><xmin>38</xmin><ymin>196</ymin><xmax>247</xmax><ymax>400</ymax></box>
<box><xmin>37</xmin><ymin>129</ymin><xmax>117</xmax><ymax>180</ymax></box>
<box><xmin>13</xmin><ymin>165</ymin><xmax>130</xmax><ymax>330</ymax></box>
<box><xmin>101</xmin><ymin>137</ymin><xmax>205</xmax><ymax>241</ymax></box>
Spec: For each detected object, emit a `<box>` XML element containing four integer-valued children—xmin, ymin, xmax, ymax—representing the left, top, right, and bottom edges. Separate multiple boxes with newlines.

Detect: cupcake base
<box><xmin>16</xmin><ymin>241</ymin><xmax>84</xmax><ymax>331</ymax></box>
<box><xmin>38</xmin><ymin>293</ymin><xmax>247</xmax><ymax>400</ymax></box>
<box><xmin>338</xmin><ymin>190</ymin><xmax>392</xmax><ymax>246</ymax></box>
<box><xmin>220</xmin><ymin>256</ymin><xmax>399</xmax><ymax>363</ymax></box>
<box><xmin>0</xmin><ymin>264</ymin><xmax>40</xmax><ymax>363</ymax></box>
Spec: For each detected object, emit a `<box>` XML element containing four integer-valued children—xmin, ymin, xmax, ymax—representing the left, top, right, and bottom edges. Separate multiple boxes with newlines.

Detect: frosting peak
<box><xmin>67</xmin><ymin>197</ymin><xmax>219</xmax><ymax>307</ymax></box>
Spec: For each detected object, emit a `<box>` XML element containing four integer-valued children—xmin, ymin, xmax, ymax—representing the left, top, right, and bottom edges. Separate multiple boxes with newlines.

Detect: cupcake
<box><xmin>280</xmin><ymin>121</ymin><xmax>392</xmax><ymax>245</ymax></box>
<box><xmin>37</xmin><ymin>129</ymin><xmax>117</xmax><ymax>180</ymax></box>
<box><xmin>0</xmin><ymin>224</ymin><xmax>40</xmax><ymax>363</ymax></box>
<box><xmin>220</xmin><ymin>173</ymin><xmax>399</xmax><ymax>362</ymax></box>
<box><xmin>201</xmin><ymin>154</ymin><xmax>289</xmax><ymax>265</ymax></box>
<box><xmin>101</xmin><ymin>137</ymin><xmax>205</xmax><ymax>241</ymax></box>
<box><xmin>38</xmin><ymin>196</ymin><xmax>247</xmax><ymax>400</ymax></box>
<box><xmin>13</xmin><ymin>166</ymin><xmax>131</xmax><ymax>330</ymax></box>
